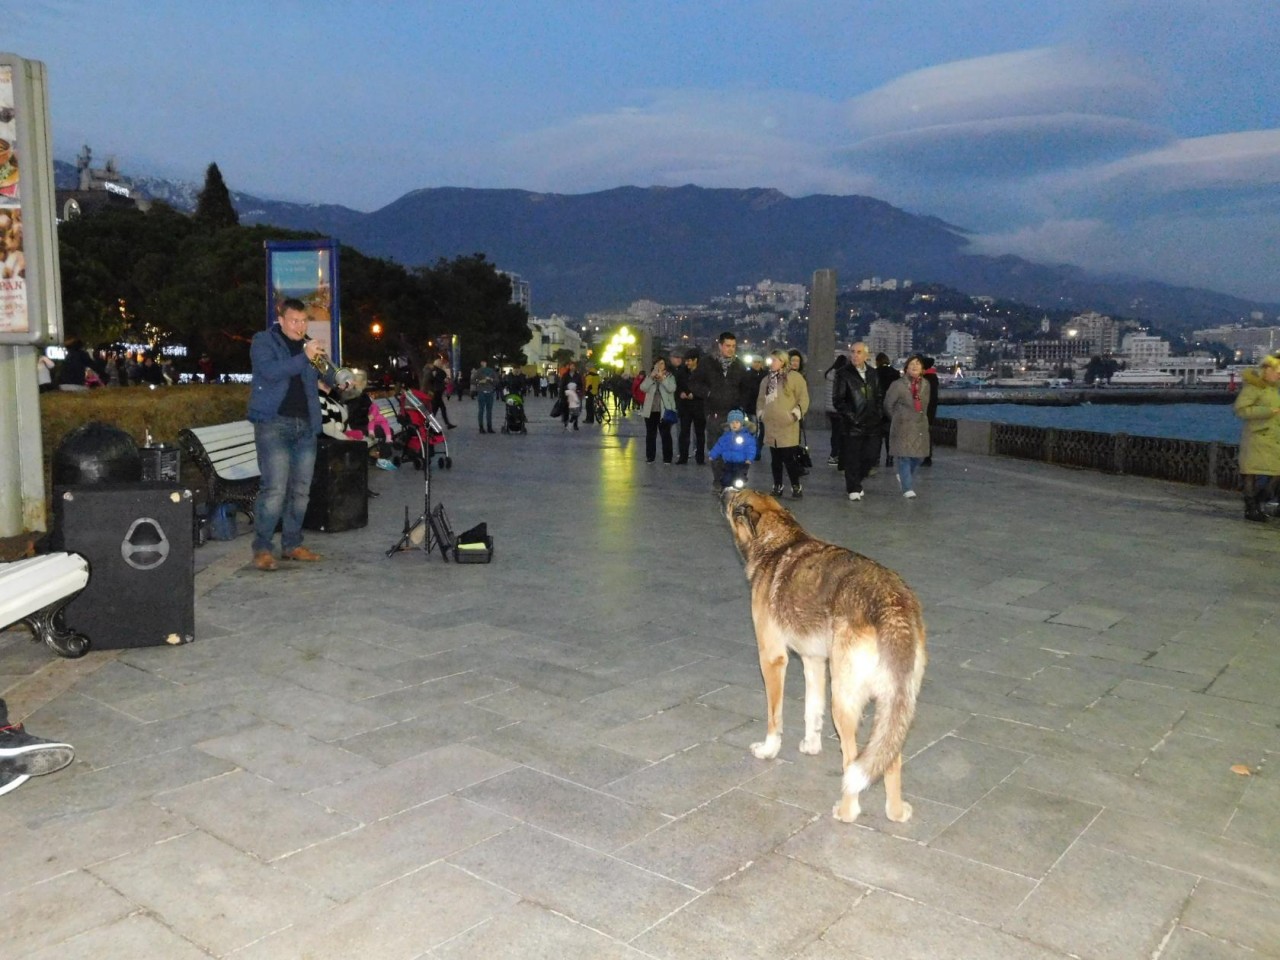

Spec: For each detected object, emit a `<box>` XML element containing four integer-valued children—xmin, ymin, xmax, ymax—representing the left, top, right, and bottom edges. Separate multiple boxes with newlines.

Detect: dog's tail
<box><xmin>842</xmin><ymin>622</ymin><xmax>926</xmax><ymax>796</ymax></box>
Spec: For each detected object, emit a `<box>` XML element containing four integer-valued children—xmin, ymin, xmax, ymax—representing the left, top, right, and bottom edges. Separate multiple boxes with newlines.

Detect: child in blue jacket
<box><xmin>707</xmin><ymin>409</ymin><xmax>757</xmax><ymax>489</ymax></box>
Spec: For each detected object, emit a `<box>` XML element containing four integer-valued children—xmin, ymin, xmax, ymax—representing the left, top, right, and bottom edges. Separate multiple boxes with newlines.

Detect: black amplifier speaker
<box><xmin>304</xmin><ymin>437</ymin><xmax>368</xmax><ymax>533</ymax></box>
<box><xmin>53</xmin><ymin>483</ymin><xmax>195</xmax><ymax>649</ymax></box>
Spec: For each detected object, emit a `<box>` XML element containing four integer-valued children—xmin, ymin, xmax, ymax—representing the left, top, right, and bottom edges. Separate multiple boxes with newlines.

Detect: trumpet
<box><xmin>303</xmin><ymin>336</ymin><xmax>336</xmax><ymax>376</ymax></box>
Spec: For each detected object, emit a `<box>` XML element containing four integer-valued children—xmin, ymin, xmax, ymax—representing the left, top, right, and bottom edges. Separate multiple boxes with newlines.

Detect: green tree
<box><xmin>194</xmin><ymin>162</ymin><xmax>238</xmax><ymax>229</ymax></box>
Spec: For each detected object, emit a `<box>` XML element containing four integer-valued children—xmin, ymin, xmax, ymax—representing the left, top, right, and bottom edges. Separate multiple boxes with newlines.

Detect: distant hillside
<box><xmin>58</xmin><ymin>161</ymin><xmax>1273</xmax><ymax>329</ymax></box>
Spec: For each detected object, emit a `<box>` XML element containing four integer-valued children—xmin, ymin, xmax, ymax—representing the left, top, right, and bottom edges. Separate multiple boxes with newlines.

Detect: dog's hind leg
<box><xmin>751</xmin><ymin>620</ymin><xmax>787</xmax><ymax>761</ymax></box>
<box><xmin>882</xmin><ymin>753</ymin><xmax>913</xmax><ymax>823</ymax></box>
<box><xmin>798</xmin><ymin>655</ymin><xmax>827</xmax><ymax>755</ymax></box>
<box><xmin>829</xmin><ymin>638</ymin><xmax>873</xmax><ymax>823</ymax></box>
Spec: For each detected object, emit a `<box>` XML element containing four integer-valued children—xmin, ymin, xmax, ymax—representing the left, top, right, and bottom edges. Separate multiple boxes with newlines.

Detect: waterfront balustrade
<box><xmin>933</xmin><ymin>417</ymin><xmax>1240</xmax><ymax>490</ymax></box>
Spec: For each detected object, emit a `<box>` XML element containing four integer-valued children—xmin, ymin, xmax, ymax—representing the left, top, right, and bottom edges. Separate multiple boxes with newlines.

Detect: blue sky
<box><xmin>9</xmin><ymin>0</ymin><xmax>1280</xmax><ymax>303</ymax></box>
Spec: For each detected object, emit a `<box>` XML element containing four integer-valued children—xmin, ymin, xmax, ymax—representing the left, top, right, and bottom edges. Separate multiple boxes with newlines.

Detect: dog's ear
<box><xmin>732</xmin><ymin>501</ymin><xmax>760</xmax><ymax>538</ymax></box>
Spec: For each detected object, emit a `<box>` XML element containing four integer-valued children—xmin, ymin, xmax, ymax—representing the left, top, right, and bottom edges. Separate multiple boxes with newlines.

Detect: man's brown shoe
<box><xmin>282</xmin><ymin>546</ymin><xmax>323</xmax><ymax>562</ymax></box>
<box><xmin>253</xmin><ymin>551</ymin><xmax>278</xmax><ymax>571</ymax></box>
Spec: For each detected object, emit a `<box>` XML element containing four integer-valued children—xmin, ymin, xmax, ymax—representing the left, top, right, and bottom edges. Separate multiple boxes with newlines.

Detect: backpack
<box><xmin>632</xmin><ymin>375</ymin><xmax>646</xmax><ymax>405</ymax></box>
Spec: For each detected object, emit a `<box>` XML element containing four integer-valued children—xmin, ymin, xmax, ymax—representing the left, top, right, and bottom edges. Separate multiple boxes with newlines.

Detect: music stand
<box><xmin>385</xmin><ymin>390</ymin><xmax>453</xmax><ymax>559</ymax></box>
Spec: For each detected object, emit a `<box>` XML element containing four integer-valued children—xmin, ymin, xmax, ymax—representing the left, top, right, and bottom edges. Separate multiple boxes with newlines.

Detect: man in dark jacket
<box><xmin>671</xmin><ymin>350</ymin><xmax>706</xmax><ymax>465</ymax></box>
<box><xmin>689</xmin><ymin>331</ymin><xmax>752</xmax><ymax>489</ymax></box>
<box><xmin>248</xmin><ymin>298</ymin><xmax>340</xmax><ymax>570</ymax></box>
<box><xmin>832</xmin><ymin>342</ymin><xmax>883</xmax><ymax>501</ymax></box>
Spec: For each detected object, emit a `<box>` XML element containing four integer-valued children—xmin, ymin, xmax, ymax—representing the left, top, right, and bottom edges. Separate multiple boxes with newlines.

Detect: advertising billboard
<box><xmin>0</xmin><ymin>54</ymin><xmax>61</xmax><ymax>344</ymax></box>
<box><xmin>264</xmin><ymin>238</ymin><xmax>341</xmax><ymax>365</ymax></box>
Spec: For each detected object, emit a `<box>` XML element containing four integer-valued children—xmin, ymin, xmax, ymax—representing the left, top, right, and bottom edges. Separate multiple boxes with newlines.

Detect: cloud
<box><xmin>846</xmin><ymin>47</ymin><xmax>1161</xmax><ymax>136</ymax></box>
<box><xmin>843</xmin><ymin>113</ymin><xmax>1169</xmax><ymax>180</ymax></box>
<box><xmin>481</xmin><ymin>90</ymin><xmax>875</xmax><ymax>196</ymax></box>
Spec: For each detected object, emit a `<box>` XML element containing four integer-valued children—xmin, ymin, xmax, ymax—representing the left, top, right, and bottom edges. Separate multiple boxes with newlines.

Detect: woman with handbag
<box><xmin>640</xmin><ymin>357</ymin><xmax>678</xmax><ymax>463</ymax></box>
<box><xmin>757</xmin><ymin>349</ymin><xmax>810</xmax><ymax>498</ymax></box>
<box><xmin>884</xmin><ymin>354</ymin><xmax>932</xmax><ymax>498</ymax></box>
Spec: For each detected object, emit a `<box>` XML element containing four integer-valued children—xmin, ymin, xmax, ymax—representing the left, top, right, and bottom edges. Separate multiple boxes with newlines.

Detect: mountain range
<box><xmin>55</xmin><ymin>161</ymin><xmax>1274</xmax><ymax>331</ymax></box>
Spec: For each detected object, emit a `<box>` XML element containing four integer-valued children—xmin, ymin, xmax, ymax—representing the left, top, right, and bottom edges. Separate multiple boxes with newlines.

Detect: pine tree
<box><xmin>194</xmin><ymin>162</ymin><xmax>238</xmax><ymax>228</ymax></box>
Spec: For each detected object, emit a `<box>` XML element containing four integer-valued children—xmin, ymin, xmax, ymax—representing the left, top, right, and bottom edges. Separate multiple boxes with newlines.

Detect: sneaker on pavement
<box><xmin>903</xmin><ymin>490</ymin><xmax>917</xmax><ymax>499</ymax></box>
<box><xmin>826</xmin><ymin>455</ymin><xmax>839</xmax><ymax>466</ymax></box>
<box><xmin>375</xmin><ymin>458</ymin><xmax>397</xmax><ymax>471</ymax></box>
<box><xmin>847</xmin><ymin>491</ymin><xmax>864</xmax><ymax>501</ymax></box>
<box><xmin>0</xmin><ymin>722</ymin><xmax>75</xmax><ymax>789</ymax></box>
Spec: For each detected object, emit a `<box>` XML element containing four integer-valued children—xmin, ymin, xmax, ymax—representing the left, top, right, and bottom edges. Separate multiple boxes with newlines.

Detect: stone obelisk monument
<box><xmin>805</xmin><ymin>269</ymin><xmax>837</xmax><ymax>428</ymax></box>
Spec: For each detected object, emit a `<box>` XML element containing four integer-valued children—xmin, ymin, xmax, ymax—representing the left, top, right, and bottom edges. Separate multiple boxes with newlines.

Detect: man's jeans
<box><xmin>477</xmin><ymin>391</ymin><xmax>495</xmax><ymax>430</ymax></box>
<box><xmin>252</xmin><ymin>417</ymin><xmax>317</xmax><ymax>553</ymax></box>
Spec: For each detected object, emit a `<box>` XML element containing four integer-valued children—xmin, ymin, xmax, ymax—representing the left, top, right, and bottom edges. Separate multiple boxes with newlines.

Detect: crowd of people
<box><xmin>539</xmin><ymin>332</ymin><xmax>939</xmax><ymax>503</ymax></box>
<box><xmin>41</xmin><ymin>338</ymin><xmax>194</xmax><ymax>391</ymax></box>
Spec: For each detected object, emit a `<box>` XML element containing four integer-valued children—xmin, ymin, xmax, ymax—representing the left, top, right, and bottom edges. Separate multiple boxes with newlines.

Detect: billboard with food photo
<box><xmin>0</xmin><ymin>54</ymin><xmax>61</xmax><ymax>344</ymax></box>
<box><xmin>0</xmin><ymin>63</ymin><xmax>25</xmax><ymax>334</ymax></box>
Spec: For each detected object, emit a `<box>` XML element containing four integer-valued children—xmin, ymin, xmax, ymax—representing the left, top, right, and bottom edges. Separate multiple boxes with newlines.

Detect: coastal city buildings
<box><xmin>867</xmin><ymin>319</ymin><xmax>913</xmax><ymax>359</ymax></box>
<box><xmin>1192</xmin><ymin>323</ymin><xmax>1280</xmax><ymax>360</ymax></box>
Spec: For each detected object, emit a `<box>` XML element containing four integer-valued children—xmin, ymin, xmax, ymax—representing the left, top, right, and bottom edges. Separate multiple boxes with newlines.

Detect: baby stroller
<box><xmin>500</xmin><ymin>392</ymin><xmax>527</xmax><ymax>434</ymax></box>
<box><xmin>398</xmin><ymin>389</ymin><xmax>453</xmax><ymax>469</ymax></box>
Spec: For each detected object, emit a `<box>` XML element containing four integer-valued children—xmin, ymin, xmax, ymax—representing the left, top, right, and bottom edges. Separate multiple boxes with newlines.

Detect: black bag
<box><xmin>798</xmin><ymin>427</ymin><xmax>813</xmax><ymax>475</ymax></box>
<box><xmin>549</xmin><ymin>396</ymin><xmax>566</xmax><ymax>418</ymax></box>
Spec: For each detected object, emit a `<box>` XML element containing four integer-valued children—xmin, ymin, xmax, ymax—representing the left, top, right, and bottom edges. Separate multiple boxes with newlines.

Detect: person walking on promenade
<box><xmin>920</xmin><ymin>355</ymin><xmax>940</xmax><ymax>466</ymax></box>
<box><xmin>563</xmin><ymin>379</ymin><xmax>582</xmax><ymax>430</ymax></box>
<box><xmin>426</xmin><ymin>357</ymin><xmax>458</xmax><ymax>428</ymax></box>
<box><xmin>823</xmin><ymin>354</ymin><xmax>848</xmax><ymax>467</ymax></box>
<box><xmin>640</xmin><ymin>356</ymin><xmax>678</xmax><ymax>463</ymax></box>
<box><xmin>248</xmin><ymin>298</ymin><xmax>339</xmax><ymax>571</ymax></box>
<box><xmin>745</xmin><ymin>356</ymin><xmax>767</xmax><ymax>462</ymax></box>
<box><xmin>707</xmin><ymin>409</ymin><xmax>757</xmax><ymax>490</ymax></box>
<box><xmin>560</xmin><ymin>362</ymin><xmax>584</xmax><ymax>429</ymax></box>
<box><xmin>690</xmin><ymin>331</ymin><xmax>753</xmax><ymax>490</ymax></box>
<box><xmin>884</xmin><ymin>354</ymin><xmax>932</xmax><ymax>499</ymax></box>
<box><xmin>672</xmin><ymin>350</ymin><xmax>706</xmax><ymax>465</ymax></box>
<box><xmin>584</xmin><ymin>367</ymin><xmax>602</xmax><ymax>423</ymax></box>
<box><xmin>474</xmin><ymin>359</ymin><xmax>498</xmax><ymax>433</ymax></box>
<box><xmin>757</xmin><ymin>349</ymin><xmax>810</xmax><ymax>499</ymax></box>
<box><xmin>832</xmin><ymin>341</ymin><xmax>883</xmax><ymax>501</ymax></box>
<box><xmin>1233</xmin><ymin>354</ymin><xmax>1280</xmax><ymax>522</ymax></box>
<box><xmin>875</xmin><ymin>352</ymin><xmax>900</xmax><ymax>468</ymax></box>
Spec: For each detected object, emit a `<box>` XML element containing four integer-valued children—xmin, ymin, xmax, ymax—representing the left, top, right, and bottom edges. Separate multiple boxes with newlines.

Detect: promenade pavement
<box><xmin>3</xmin><ymin>404</ymin><xmax>1278</xmax><ymax>959</ymax></box>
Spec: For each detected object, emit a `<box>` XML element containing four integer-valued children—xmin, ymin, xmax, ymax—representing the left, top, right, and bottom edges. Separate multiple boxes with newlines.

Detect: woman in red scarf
<box><xmin>883</xmin><ymin>355</ymin><xmax>932</xmax><ymax>498</ymax></box>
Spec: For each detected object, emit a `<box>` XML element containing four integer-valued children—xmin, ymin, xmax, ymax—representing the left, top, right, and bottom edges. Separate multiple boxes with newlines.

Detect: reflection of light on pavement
<box><xmin>598</xmin><ymin>442</ymin><xmax>636</xmax><ymax>511</ymax></box>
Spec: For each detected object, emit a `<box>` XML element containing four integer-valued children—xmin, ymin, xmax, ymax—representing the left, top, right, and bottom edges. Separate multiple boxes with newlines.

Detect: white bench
<box><xmin>0</xmin><ymin>553</ymin><xmax>91</xmax><ymax>658</ymax></box>
<box><xmin>178</xmin><ymin>420</ymin><xmax>260</xmax><ymax>513</ymax></box>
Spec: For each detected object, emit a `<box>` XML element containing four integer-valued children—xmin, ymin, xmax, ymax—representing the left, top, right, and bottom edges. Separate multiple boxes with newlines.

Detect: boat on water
<box><xmin>1103</xmin><ymin>369</ymin><xmax>1180</xmax><ymax>387</ymax></box>
<box><xmin>1196</xmin><ymin>366</ymin><xmax>1250</xmax><ymax>386</ymax></box>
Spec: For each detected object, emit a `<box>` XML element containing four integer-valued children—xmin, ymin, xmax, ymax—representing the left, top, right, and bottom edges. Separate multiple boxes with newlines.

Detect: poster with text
<box><xmin>265</xmin><ymin>239</ymin><xmax>341</xmax><ymax>364</ymax></box>
<box><xmin>0</xmin><ymin>64</ymin><xmax>26</xmax><ymax>335</ymax></box>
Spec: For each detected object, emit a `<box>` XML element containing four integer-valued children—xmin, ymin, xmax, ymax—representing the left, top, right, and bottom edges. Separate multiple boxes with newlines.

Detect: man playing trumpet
<box><xmin>247</xmin><ymin>298</ymin><xmax>340</xmax><ymax>571</ymax></box>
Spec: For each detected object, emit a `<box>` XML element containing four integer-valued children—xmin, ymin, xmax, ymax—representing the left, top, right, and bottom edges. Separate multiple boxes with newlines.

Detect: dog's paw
<box><xmin>831</xmin><ymin>797</ymin><xmax>862</xmax><ymax>823</ymax></box>
<box><xmin>750</xmin><ymin>735</ymin><xmax>781</xmax><ymax>760</ymax></box>
<box><xmin>886</xmin><ymin>800</ymin><xmax>914</xmax><ymax>824</ymax></box>
<box><xmin>798</xmin><ymin>734</ymin><xmax>822</xmax><ymax>755</ymax></box>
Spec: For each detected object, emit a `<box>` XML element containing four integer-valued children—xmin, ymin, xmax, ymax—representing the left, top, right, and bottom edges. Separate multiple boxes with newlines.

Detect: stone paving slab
<box><xmin>3</xmin><ymin>411</ymin><xmax>1278</xmax><ymax>958</ymax></box>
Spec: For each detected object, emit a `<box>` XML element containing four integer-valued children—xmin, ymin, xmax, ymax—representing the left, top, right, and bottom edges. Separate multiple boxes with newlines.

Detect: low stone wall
<box><xmin>933</xmin><ymin>417</ymin><xmax>1240</xmax><ymax>490</ymax></box>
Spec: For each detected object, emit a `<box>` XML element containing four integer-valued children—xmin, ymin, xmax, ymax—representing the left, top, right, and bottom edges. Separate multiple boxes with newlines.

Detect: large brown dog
<box><xmin>722</xmin><ymin>489</ymin><xmax>927</xmax><ymax>823</ymax></box>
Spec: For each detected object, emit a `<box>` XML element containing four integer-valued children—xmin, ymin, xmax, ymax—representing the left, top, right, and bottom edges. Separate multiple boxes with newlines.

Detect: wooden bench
<box><xmin>0</xmin><ymin>553</ymin><xmax>91</xmax><ymax>658</ymax></box>
<box><xmin>177</xmin><ymin>421</ymin><xmax>260</xmax><ymax>514</ymax></box>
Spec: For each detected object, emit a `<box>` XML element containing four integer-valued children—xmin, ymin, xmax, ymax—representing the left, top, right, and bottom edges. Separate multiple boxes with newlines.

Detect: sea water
<box><xmin>937</xmin><ymin>403</ymin><xmax>1242</xmax><ymax>444</ymax></box>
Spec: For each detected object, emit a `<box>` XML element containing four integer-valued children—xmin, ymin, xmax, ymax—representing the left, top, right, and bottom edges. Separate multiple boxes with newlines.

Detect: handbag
<box><xmin>798</xmin><ymin>426</ymin><xmax>813</xmax><ymax>474</ymax></box>
<box><xmin>549</xmin><ymin>396</ymin><xmax>566</xmax><ymax>418</ymax></box>
<box><xmin>662</xmin><ymin>407</ymin><xmax>678</xmax><ymax>425</ymax></box>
